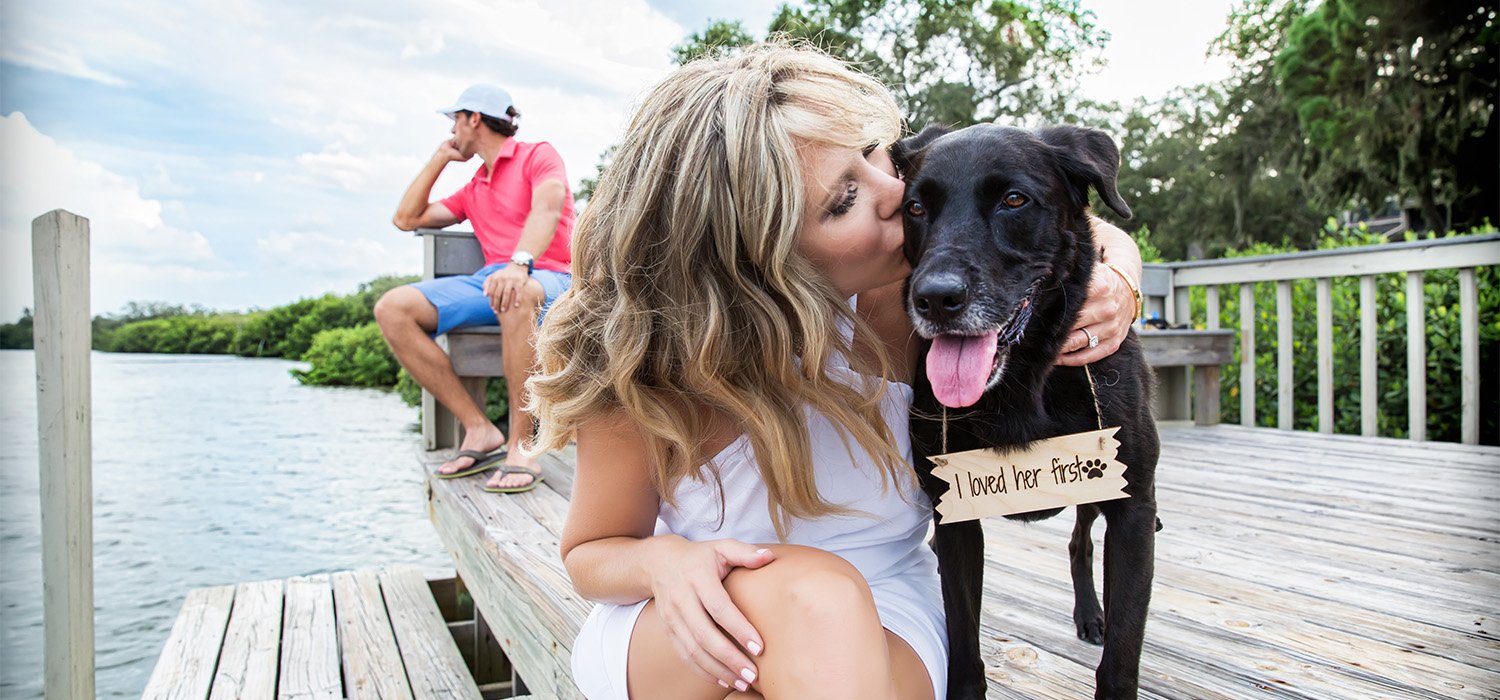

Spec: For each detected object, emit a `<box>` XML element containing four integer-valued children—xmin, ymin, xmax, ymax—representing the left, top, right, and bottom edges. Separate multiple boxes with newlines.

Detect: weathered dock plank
<box><xmin>381</xmin><ymin>566</ymin><xmax>483</xmax><ymax>700</ymax></box>
<box><xmin>332</xmin><ymin>569</ymin><xmax>412</xmax><ymax>700</ymax></box>
<box><xmin>209</xmin><ymin>579</ymin><xmax>283</xmax><ymax>700</ymax></box>
<box><xmin>142</xmin><ymin>585</ymin><xmax>235</xmax><ymax>700</ymax></box>
<box><xmin>278</xmin><ymin>574</ymin><xmax>340</xmax><ymax>700</ymax></box>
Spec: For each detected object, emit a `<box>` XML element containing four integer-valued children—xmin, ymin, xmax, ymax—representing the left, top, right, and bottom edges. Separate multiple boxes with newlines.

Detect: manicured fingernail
<box><xmin>740</xmin><ymin>667</ymin><xmax>756</xmax><ymax>683</ymax></box>
<box><xmin>734</xmin><ymin>680</ymin><xmax>749</xmax><ymax>692</ymax></box>
<box><xmin>755</xmin><ymin>548</ymin><xmax>770</xmax><ymax>555</ymax></box>
<box><xmin>718</xmin><ymin>679</ymin><xmax>729</xmax><ymax>689</ymax></box>
<box><xmin>746</xmin><ymin>640</ymin><xmax>762</xmax><ymax>656</ymax></box>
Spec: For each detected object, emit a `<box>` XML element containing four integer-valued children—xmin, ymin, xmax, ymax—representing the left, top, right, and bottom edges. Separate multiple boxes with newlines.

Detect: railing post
<box><xmin>1239</xmin><ymin>284</ymin><xmax>1256</xmax><ymax>427</ymax></box>
<box><xmin>1316</xmin><ymin>278</ymin><xmax>1333</xmax><ymax>433</ymax></box>
<box><xmin>1276</xmin><ymin>281</ymin><xmax>1293</xmax><ymax>430</ymax></box>
<box><xmin>32</xmin><ymin>209</ymin><xmax>95</xmax><ymax>700</ymax></box>
<box><xmin>1360</xmin><ymin>276</ymin><xmax>1378</xmax><ymax>436</ymax></box>
<box><xmin>1406</xmin><ymin>272</ymin><xmax>1426</xmax><ymax>441</ymax></box>
<box><xmin>1459</xmin><ymin>268</ymin><xmax>1479</xmax><ymax>445</ymax></box>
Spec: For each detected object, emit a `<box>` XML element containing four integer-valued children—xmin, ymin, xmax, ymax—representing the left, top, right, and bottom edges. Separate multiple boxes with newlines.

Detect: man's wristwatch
<box><xmin>510</xmin><ymin>250</ymin><xmax>535</xmax><ymax>275</ymax></box>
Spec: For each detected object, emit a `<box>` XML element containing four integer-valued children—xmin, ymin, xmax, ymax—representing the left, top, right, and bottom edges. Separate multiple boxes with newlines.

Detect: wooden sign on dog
<box><xmin>929</xmin><ymin>427</ymin><xmax>1129</xmax><ymax>523</ymax></box>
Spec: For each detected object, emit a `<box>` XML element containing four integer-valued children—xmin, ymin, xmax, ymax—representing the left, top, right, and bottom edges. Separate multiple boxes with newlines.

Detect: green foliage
<box><xmin>235</xmin><ymin>294</ymin><xmax>371</xmax><ymax>360</ymax></box>
<box><xmin>1192</xmin><ymin>225</ymin><xmax>1498</xmax><ymax>444</ymax></box>
<box><xmin>673</xmin><ymin>19</ymin><xmax>756</xmax><ymax>64</ymax></box>
<box><xmin>1273</xmin><ymin>1</ymin><xmax>1497</xmax><ymax>231</ymax></box>
<box><xmin>108</xmin><ymin>314</ymin><xmax>242</xmax><ymax>354</ymax></box>
<box><xmin>291</xmin><ymin>322</ymin><xmax>399</xmax><ymax>387</ymax></box>
<box><xmin>0</xmin><ymin>309</ymin><xmax>34</xmax><ymax>350</ymax></box>
<box><xmin>668</xmin><ymin>1</ymin><xmax>1109</xmax><ymax>130</ymax></box>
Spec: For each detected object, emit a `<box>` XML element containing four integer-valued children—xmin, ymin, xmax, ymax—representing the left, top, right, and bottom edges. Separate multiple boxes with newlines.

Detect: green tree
<box><xmin>1273</xmin><ymin>0</ymin><xmax>1497</xmax><ymax>231</ymax></box>
<box><xmin>0</xmin><ymin>309</ymin><xmax>34</xmax><ymax>350</ymax></box>
<box><xmin>666</xmin><ymin>1</ymin><xmax>1109</xmax><ymax>130</ymax></box>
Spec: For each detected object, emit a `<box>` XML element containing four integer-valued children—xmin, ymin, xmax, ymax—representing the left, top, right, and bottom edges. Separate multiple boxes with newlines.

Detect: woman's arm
<box><xmin>560</xmin><ymin>411</ymin><xmax>775</xmax><ymax>686</ymax></box>
<box><xmin>1056</xmin><ymin>216</ymin><xmax>1143</xmax><ymax>366</ymax></box>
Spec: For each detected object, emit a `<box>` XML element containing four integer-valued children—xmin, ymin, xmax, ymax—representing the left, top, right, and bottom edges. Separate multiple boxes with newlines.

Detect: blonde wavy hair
<box><xmin>529</xmin><ymin>43</ymin><xmax>908</xmax><ymax>539</ymax></box>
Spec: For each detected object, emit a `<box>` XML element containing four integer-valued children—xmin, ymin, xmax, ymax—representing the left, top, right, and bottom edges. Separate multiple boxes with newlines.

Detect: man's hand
<box><xmin>483</xmin><ymin>264</ymin><xmax>532</xmax><ymax>316</ymax></box>
<box><xmin>434</xmin><ymin>138</ymin><xmax>466</xmax><ymax>164</ymax></box>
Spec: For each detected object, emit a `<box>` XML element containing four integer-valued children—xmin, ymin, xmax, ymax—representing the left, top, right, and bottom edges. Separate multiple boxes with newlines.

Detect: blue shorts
<box><xmin>410</xmin><ymin>262</ymin><xmax>572</xmax><ymax>337</ymax></box>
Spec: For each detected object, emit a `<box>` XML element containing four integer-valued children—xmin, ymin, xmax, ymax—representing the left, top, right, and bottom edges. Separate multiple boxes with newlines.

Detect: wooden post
<box><xmin>1359</xmin><ymin>275</ymin><xmax>1378</xmax><ymax>436</ymax></box>
<box><xmin>1406</xmin><ymin>271</ymin><xmax>1426</xmax><ymax>441</ymax></box>
<box><xmin>1459</xmin><ymin>268</ymin><xmax>1479</xmax><ymax>445</ymax></box>
<box><xmin>1316</xmin><ymin>278</ymin><xmax>1333</xmax><ymax>433</ymax></box>
<box><xmin>32</xmin><ymin>209</ymin><xmax>95</xmax><ymax>700</ymax></box>
<box><xmin>1276</xmin><ymin>281</ymin><xmax>1293</xmax><ymax>430</ymax></box>
<box><xmin>1239</xmin><ymin>284</ymin><xmax>1256</xmax><ymax>427</ymax></box>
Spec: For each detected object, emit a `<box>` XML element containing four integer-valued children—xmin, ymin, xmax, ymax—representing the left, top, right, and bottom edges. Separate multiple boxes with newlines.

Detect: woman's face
<box><xmin>796</xmin><ymin>142</ymin><xmax>910</xmax><ymax>298</ymax></box>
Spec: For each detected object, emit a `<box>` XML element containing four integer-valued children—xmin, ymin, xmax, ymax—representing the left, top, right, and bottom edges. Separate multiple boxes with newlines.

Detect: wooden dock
<box><xmin>424</xmin><ymin>423</ymin><xmax>1500</xmax><ymax>699</ymax></box>
<box><xmin>141</xmin><ymin>566</ymin><xmax>519</xmax><ymax>699</ymax></box>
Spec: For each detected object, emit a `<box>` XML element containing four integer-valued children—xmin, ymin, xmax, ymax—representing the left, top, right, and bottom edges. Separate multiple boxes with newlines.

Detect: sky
<box><xmin>0</xmin><ymin>0</ymin><xmax>1233</xmax><ymax>322</ymax></box>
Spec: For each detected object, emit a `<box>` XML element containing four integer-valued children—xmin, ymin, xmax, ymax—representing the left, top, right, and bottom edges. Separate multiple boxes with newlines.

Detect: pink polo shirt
<box><xmin>441</xmin><ymin>139</ymin><xmax>574</xmax><ymax>273</ymax></box>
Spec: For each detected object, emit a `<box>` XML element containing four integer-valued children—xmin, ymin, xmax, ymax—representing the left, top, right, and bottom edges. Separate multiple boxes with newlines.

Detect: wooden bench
<box><xmin>142</xmin><ymin>566</ymin><xmax>494</xmax><ymax>699</ymax></box>
<box><xmin>1137</xmin><ymin>329</ymin><xmax>1234</xmax><ymax>425</ymax></box>
<box><xmin>415</xmin><ymin>228</ymin><xmax>507</xmax><ymax>451</ymax></box>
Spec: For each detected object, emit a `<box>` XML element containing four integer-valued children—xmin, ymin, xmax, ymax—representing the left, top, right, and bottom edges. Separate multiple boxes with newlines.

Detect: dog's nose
<box><xmin>912</xmin><ymin>273</ymin><xmax>968</xmax><ymax>322</ymax></box>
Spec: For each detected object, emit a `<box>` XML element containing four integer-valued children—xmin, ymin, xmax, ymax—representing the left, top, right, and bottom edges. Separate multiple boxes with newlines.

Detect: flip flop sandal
<box><xmin>484</xmin><ymin>465</ymin><xmax>545</xmax><ymax>494</ymax></box>
<box><xmin>436</xmin><ymin>449</ymin><xmax>507</xmax><ymax>479</ymax></box>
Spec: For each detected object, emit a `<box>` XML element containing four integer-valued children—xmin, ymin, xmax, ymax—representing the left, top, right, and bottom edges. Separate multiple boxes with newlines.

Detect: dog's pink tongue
<box><xmin>926</xmin><ymin>331</ymin><xmax>1000</xmax><ymax>408</ymax></box>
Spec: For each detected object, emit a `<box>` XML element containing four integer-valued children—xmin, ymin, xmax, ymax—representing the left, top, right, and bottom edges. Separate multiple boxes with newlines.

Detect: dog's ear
<box><xmin>1038</xmin><ymin>125</ymin><xmax>1132</xmax><ymax>220</ymax></box>
<box><xmin>891</xmin><ymin>125</ymin><xmax>950</xmax><ymax>179</ymax></box>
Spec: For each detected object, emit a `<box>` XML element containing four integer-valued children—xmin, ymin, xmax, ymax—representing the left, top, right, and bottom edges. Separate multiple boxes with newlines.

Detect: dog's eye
<box><xmin>905</xmin><ymin>200</ymin><xmax>926</xmax><ymax>218</ymax></box>
<box><xmin>1003</xmin><ymin>192</ymin><xmax>1029</xmax><ymax>208</ymax></box>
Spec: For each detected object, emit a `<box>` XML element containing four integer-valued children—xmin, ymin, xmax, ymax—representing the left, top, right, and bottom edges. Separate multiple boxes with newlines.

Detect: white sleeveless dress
<box><xmin>568</xmin><ymin>344</ymin><xmax>948</xmax><ymax>698</ymax></box>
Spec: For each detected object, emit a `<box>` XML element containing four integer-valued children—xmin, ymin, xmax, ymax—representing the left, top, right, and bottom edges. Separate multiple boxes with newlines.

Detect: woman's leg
<box><xmin>624</xmin><ymin>545</ymin><xmax>935</xmax><ymax>700</ymax></box>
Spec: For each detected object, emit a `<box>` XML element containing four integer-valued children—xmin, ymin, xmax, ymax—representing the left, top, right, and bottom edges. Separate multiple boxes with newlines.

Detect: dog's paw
<box><xmin>1075</xmin><ymin>615</ymin><xmax>1106</xmax><ymax>645</ymax></box>
<box><xmin>1084</xmin><ymin>458</ymin><xmax>1106</xmax><ymax>479</ymax></box>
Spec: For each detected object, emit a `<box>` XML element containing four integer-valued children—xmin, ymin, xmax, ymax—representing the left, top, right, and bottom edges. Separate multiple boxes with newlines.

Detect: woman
<box><xmin>528</xmin><ymin>44</ymin><xmax>1141</xmax><ymax>700</ymax></box>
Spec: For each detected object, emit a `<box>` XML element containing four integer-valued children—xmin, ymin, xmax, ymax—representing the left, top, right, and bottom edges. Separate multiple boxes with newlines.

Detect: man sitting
<box><xmin>379</xmin><ymin>84</ymin><xmax>573</xmax><ymax>494</ymax></box>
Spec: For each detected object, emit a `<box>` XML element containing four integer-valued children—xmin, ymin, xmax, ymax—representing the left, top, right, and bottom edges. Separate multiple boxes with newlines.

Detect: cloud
<box><xmin>1</xmin><ymin>39</ymin><xmax>129</xmax><ymax>87</ymax></box>
<box><xmin>0</xmin><ymin>112</ymin><xmax>229</xmax><ymax>319</ymax></box>
<box><xmin>256</xmin><ymin>231</ymin><xmax>416</xmax><ymax>277</ymax></box>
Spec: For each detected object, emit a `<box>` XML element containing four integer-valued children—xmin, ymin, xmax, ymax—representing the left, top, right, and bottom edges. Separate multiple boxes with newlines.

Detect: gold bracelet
<box><xmin>1101</xmin><ymin>261</ymin><xmax>1143</xmax><ymax>320</ymax></box>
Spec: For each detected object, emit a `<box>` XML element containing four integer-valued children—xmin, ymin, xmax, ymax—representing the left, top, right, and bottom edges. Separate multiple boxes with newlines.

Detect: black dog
<box><xmin>893</xmin><ymin>123</ymin><xmax>1160</xmax><ymax>700</ymax></box>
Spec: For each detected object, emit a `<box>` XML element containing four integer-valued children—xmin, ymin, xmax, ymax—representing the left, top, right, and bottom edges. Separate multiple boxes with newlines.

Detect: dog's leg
<box><xmin>1094</xmin><ymin>503</ymin><xmax>1157</xmax><ymax>700</ymax></box>
<box><xmin>1070</xmin><ymin>503</ymin><xmax>1105</xmax><ymax>644</ymax></box>
<box><xmin>933</xmin><ymin>519</ymin><xmax>987</xmax><ymax>700</ymax></box>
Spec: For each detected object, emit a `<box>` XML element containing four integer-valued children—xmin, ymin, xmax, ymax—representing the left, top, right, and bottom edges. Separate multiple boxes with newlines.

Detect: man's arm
<box><xmin>482</xmin><ymin>178</ymin><xmax>567</xmax><ymax>314</ymax></box>
<box><xmin>393</xmin><ymin>141</ymin><xmax>465</xmax><ymax>231</ymax></box>
<box><xmin>511</xmin><ymin>178</ymin><xmax>567</xmax><ymax>258</ymax></box>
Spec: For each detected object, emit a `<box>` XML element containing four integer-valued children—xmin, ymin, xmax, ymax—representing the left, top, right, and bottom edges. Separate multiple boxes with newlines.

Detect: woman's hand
<box><xmin>1058</xmin><ymin>217</ymin><xmax>1143</xmax><ymax>366</ymax></box>
<box><xmin>648</xmin><ymin>536</ymin><xmax>776</xmax><ymax>690</ymax></box>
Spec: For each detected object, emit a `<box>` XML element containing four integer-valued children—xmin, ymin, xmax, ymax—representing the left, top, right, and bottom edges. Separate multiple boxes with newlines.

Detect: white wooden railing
<box><xmin>1141</xmin><ymin>232</ymin><xmax>1499</xmax><ymax>444</ymax></box>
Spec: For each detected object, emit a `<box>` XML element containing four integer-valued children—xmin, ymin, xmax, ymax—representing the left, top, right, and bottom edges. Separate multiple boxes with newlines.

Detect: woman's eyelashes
<box><xmin>829</xmin><ymin>180</ymin><xmax>858</xmax><ymax>217</ymax></box>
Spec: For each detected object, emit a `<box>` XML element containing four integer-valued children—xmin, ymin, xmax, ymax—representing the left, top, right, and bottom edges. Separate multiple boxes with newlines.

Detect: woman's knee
<box><xmin>724</xmin><ymin>545</ymin><xmax>877</xmax><ymax>624</ymax></box>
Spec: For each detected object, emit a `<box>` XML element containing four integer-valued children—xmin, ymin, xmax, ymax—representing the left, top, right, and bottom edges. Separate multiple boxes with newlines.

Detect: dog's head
<box><xmin>893</xmin><ymin>123</ymin><xmax>1131</xmax><ymax>408</ymax></box>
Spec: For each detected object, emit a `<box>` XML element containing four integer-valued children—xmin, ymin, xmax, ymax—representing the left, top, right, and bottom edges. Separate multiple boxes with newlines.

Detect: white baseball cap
<box><xmin>438</xmin><ymin>84</ymin><xmax>516</xmax><ymax>122</ymax></box>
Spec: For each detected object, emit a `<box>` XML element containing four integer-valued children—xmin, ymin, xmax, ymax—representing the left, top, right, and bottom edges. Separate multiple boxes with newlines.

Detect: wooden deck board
<box><xmin>142</xmin><ymin>584</ymin><xmax>236</xmax><ymax>700</ymax></box>
<box><xmin>209</xmin><ymin>579</ymin><xmax>284</xmax><ymax>700</ymax></box>
<box><xmin>424</xmin><ymin>425</ymin><xmax>1500</xmax><ymax>699</ymax></box>
<box><xmin>278</xmin><ymin>574</ymin><xmax>341</xmax><ymax>700</ymax></box>
<box><xmin>380</xmin><ymin>566</ymin><xmax>483</xmax><ymax>700</ymax></box>
<box><xmin>332</xmin><ymin>569</ymin><xmax>413</xmax><ymax>700</ymax></box>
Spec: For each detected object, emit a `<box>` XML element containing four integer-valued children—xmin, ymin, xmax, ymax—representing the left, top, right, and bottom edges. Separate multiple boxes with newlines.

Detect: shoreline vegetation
<box><xmin>1</xmin><ymin>226</ymin><xmax>1494</xmax><ymax>443</ymax></box>
<box><xmin>0</xmin><ymin>273</ymin><xmax>506</xmax><ymax>421</ymax></box>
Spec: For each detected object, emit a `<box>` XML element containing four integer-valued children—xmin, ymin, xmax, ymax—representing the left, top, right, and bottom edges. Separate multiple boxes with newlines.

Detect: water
<box><xmin>0</xmin><ymin>350</ymin><xmax>451</xmax><ymax>698</ymax></box>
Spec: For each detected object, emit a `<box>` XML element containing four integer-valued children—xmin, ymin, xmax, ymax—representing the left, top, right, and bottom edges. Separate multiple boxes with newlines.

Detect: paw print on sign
<box><xmin>1084</xmin><ymin>459</ymin><xmax>1106</xmax><ymax>480</ymax></box>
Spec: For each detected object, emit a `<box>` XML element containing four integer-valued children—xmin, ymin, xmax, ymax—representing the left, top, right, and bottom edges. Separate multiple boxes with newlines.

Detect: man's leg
<box><xmin>486</xmin><ymin>278</ymin><xmax>547</xmax><ymax>490</ymax></box>
<box><xmin>374</xmin><ymin>286</ymin><xmax>505</xmax><ymax>474</ymax></box>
